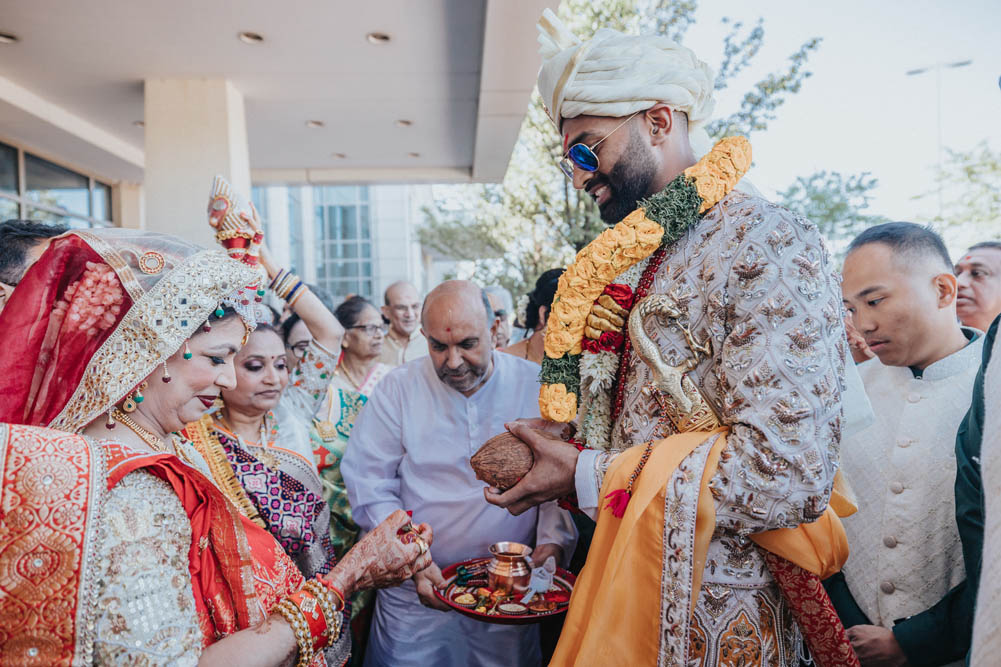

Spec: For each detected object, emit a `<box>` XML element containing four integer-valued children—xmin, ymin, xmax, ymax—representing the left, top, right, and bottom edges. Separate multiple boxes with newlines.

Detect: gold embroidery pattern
<box><xmin>94</xmin><ymin>471</ymin><xmax>202</xmax><ymax>664</ymax></box>
<box><xmin>0</xmin><ymin>424</ymin><xmax>108</xmax><ymax>667</ymax></box>
<box><xmin>50</xmin><ymin>248</ymin><xmax>258</xmax><ymax>433</ymax></box>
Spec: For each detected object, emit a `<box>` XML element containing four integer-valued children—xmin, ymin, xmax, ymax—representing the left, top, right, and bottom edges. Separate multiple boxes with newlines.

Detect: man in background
<box><xmin>483</xmin><ymin>285</ymin><xmax>513</xmax><ymax>348</ymax></box>
<box><xmin>955</xmin><ymin>241</ymin><xmax>1001</xmax><ymax>333</ymax></box>
<box><xmin>836</xmin><ymin>222</ymin><xmax>982</xmax><ymax>666</ymax></box>
<box><xmin>379</xmin><ymin>280</ymin><xmax>428</xmax><ymax>367</ymax></box>
<box><xmin>0</xmin><ymin>219</ymin><xmax>67</xmax><ymax>313</ymax></box>
<box><xmin>342</xmin><ymin>280</ymin><xmax>575</xmax><ymax>666</ymax></box>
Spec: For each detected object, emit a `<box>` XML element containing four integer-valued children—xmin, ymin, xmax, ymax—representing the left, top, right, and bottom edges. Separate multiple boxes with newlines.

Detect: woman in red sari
<box><xmin>0</xmin><ymin>228</ymin><xmax>433</xmax><ymax>666</ymax></box>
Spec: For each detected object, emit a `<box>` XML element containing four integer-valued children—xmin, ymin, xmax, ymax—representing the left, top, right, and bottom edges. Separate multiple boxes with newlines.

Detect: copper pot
<box><xmin>486</xmin><ymin>541</ymin><xmax>533</xmax><ymax>594</ymax></box>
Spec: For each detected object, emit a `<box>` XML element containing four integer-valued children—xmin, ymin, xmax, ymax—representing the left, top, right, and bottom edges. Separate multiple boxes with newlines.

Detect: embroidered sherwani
<box><xmin>574</xmin><ymin>190</ymin><xmax>846</xmax><ymax>665</ymax></box>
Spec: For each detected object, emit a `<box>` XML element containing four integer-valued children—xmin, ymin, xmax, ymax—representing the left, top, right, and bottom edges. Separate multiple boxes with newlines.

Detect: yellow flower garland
<box><xmin>539</xmin><ymin>137</ymin><xmax>752</xmax><ymax>422</ymax></box>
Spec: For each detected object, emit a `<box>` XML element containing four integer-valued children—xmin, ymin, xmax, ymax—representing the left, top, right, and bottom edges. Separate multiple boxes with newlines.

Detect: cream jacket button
<box><xmin>907</xmin><ymin>392</ymin><xmax>921</xmax><ymax>403</ymax></box>
<box><xmin>883</xmin><ymin>536</ymin><xmax>898</xmax><ymax>548</ymax></box>
<box><xmin>889</xmin><ymin>481</ymin><xmax>905</xmax><ymax>494</ymax></box>
<box><xmin>897</xmin><ymin>438</ymin><xmax>911</xmax><ymax>448</ymax></box>
<box><xmin>880</xmin><ymin>581</ymin><xmax>896</xmax><ymax>594</ymax></box>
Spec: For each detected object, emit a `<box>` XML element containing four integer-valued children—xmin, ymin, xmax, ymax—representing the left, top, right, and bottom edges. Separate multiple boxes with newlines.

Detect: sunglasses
<box><xmin>557</xmin><ymin>111</ymin><xmax>641</xmax><ymax>180</ymax></box>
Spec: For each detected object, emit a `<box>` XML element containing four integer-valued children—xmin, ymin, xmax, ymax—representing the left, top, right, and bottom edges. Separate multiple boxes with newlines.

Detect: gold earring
<box><xmin>122</xmin><ymin>381</ymin><xmax>148</xmax><ymax>413</ymax></box>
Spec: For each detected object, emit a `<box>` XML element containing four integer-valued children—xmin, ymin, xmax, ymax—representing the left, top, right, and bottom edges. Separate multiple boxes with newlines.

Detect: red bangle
<box><xmin>314</xmin><ymin>575</ymin><xmax>346</xmax><ymax>607</ymax></box>
<box><xmin>287</xmin><ymin>589</ymin><xmax>329</xmax><ymax>653</ymax></box>
<box><xmin>567</xmin><ymin>437</ymin><xmax>588</xmax><ymax>452</ymax></box>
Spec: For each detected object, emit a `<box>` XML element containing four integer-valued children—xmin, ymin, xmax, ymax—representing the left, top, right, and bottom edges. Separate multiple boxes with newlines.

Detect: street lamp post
<box><xmin>905</xmin><ymin>59</ymin><xmax>973</xmax><ymax>218</ymax></box>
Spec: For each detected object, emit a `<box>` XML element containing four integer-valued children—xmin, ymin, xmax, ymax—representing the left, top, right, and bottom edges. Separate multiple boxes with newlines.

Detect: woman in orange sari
<box><xmin>0</xmin><ymin>228</ymin><xmax>433</xmax><ymax>666</ymax></box>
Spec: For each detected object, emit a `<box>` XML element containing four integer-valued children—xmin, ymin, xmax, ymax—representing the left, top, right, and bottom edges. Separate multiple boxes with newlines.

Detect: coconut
<box><xmin>470</xmin><ymin>432</ymin><xmax>534</xmax><ymax>491</ymax></box>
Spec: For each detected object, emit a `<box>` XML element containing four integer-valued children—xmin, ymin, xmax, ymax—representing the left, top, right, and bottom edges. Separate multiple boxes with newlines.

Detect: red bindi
<box><xmin>446</xmin><ymin>327</ymin><xmax>451</xmax><ymax>332</ymax></box>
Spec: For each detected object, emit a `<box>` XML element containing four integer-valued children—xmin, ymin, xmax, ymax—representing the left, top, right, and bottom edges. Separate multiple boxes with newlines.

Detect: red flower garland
<box><xmin>611</xmin><ymin>245</ymin><xmax>670</xmax><ymax>424</ymax></box>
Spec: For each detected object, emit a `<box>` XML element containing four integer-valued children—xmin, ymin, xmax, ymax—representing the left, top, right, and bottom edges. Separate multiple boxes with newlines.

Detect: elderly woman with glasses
<box><xmin>309</xmin><ymin>295</ymin><xmax>392</xmax><ymax>661</ymax></box>
<box><xmin>312</xmin><ymin>295</ymin><xmax>392</xmax><ymax>558</ymax></box>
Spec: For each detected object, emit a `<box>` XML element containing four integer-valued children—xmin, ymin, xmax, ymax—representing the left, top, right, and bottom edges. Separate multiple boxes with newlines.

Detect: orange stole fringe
<box><xmin>552</xmin><ymin>431</ymin><xmax>855</xmax><ymax>667</ymax></box>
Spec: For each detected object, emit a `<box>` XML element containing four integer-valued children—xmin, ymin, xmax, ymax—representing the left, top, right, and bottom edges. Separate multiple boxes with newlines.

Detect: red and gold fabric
<box><xmin>102</xmin><ymin>440</ymin><xmax>306</xmax><ymax>644</ymax></box>
<box><xmin>0</xmin><ymin>424</ymin><xmax>107</xmax><ymax>666</ymax></box>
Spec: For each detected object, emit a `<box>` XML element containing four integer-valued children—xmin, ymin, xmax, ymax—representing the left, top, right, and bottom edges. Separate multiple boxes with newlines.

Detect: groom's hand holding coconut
<box><xmin>479</xmin><ymin>418</ymin><xmax>580</xmax><ymax>517</ymax></box>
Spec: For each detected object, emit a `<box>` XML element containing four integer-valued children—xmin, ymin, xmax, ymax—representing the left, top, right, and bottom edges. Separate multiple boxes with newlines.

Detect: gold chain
<box><xmin>112</xmin><ymin>407</ymin><xmax>173</xmax><ymax>454</ymax></box>
<box><xmin>336</xmin><ymin>362</ymin><xmax>364</xmax><ymax>391</ymax></box>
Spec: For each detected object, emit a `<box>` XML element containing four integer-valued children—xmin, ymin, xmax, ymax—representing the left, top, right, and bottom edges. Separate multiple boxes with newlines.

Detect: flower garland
<box><xmin>539</xmin><ymin>136</ymin><xmax>752</xmax><ymax>431</ymax></box>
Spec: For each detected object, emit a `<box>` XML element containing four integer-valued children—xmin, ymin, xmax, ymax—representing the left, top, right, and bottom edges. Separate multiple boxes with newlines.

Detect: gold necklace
<box><xmin>112</xmin><ymin>408</ymin><xmax>173</xmax><ymax>454</ymax></box>
<box><xmin>337</xmin><ymin>361</ymin><xmax>365</xmax><ymax>390</ymax></box>
<box><xmin>215</xmin><ymin>412</ymin><xmax>280</xmax><ymax>469</ymax></box>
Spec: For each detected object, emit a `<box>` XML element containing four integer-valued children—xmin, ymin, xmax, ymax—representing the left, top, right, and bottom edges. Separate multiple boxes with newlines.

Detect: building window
<box><xmin>0</xmin><ymin>140</ymin><xmax>114</xmax><ymax>228</ymax></box>
<box><xmin>314</xmin><ymin>186</ymin><xmax>373</xmax><ymax>300</ymax></box>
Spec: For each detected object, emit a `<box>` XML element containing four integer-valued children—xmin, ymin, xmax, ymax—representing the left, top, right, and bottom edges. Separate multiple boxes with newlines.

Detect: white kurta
<box><xmin>341</xmin><ymin>352</ymin><xmax>577</xmax><ymax>667</ymax></box>
<box><xmin>842</xmin><ymin>331</ymin><xmax>982</xmax><ymax>640</ymax></box>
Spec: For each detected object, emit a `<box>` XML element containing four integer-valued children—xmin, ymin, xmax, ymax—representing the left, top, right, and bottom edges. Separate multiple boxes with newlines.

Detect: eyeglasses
<box><xmin>349</xmin><ymin>323</ymin><xmax>388</xmax><ymax>336</ymax></box>
<box><xmin>557</xmin><ymin>111</ymin><xmax>641</xmax><ymax>180</ymax></box>
<box><xmin>288</xmin><ymin>340</ymin><xmax>310</xmax><ymax>359</ymax></box>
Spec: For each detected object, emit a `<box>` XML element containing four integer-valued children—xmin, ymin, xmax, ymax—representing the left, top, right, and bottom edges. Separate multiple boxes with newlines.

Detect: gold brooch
<box><xmin>138</xmin><ymin>251</ymin><xmax>165</xmax><ymax>274</ymax></box>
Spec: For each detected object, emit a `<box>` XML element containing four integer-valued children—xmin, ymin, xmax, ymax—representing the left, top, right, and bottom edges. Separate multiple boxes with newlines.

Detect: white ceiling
<box><xmin>0</xmin><ymin>0</ymin><xmax>555</xmax><ymax>184</ymax></box>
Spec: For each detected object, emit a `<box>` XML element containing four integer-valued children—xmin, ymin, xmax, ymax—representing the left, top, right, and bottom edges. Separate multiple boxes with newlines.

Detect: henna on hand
<box><xmin>323</xmin><ymin>510</ymin><xmax>434</xmax><ymax>597</ymax></box>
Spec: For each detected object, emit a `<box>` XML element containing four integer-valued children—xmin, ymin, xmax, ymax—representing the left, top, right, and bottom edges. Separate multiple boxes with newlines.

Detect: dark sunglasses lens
<box><xmin>568</xmin><ymin>144</ymin><xmax>598</xmax><ymax>172</ymax></box>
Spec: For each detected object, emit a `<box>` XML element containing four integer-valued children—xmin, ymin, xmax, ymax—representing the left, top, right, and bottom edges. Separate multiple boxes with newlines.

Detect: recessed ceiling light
<box><xmin>238</xmin><ymin>31</ymin><xmax>264</xmax><ymax>44</ymax></box>
<box><xmin>408</xmin><ymin>152</ymin><xmax>420</xmax><ymax>158</ymax></box>
<box><xmin>366</xmin><ymin>32</ymin><xmax>391</xmax><ymax>45</ymax></box>
<box><xmin>0</xmin><ymin>33</ymin><xmax>18</xmax><ymax>44</ymax></box>
<box><xmin>305</xmin><ymin>120</ymin><xmax>325</xmax><ymax>129</ymax></box>
<box><xmin>331</xmin><ymin>152</ymin><xmax>347</xmax><ymax>159</ymax></box>
<box><xmin>395</xmin><ymin>119</ymin><xmax>413</xmax><ymax>128</ymax></box>
<box><xmin>133</xmin><ymin>120</ymin><xmax>145</xmax><ymax>128</ymax></box>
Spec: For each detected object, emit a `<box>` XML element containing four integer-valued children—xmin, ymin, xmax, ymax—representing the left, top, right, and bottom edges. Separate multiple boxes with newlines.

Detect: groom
<box><xmin>486</xmin><ymin>10</ymin><xmax>852</xmax><ymax>666</ymax></box>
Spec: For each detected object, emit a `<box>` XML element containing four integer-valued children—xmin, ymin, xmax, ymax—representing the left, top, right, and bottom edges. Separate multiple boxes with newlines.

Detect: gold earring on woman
<box><xmin>122</xmin><ymin>381</ymin><xmax>148</xmax><ymax>413</ymax></box>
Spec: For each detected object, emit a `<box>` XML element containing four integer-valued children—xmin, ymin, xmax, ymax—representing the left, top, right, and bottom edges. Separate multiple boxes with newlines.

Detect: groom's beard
<box><xmin>593</xmin><ymin>128</ymin><xmax>658</xmax><ymax>225</ymax></box>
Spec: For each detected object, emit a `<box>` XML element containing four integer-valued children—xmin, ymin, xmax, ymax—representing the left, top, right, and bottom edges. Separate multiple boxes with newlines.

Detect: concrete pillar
<box><xmin>143</xmin><ymin>78</ymin><xmax>251</xmax><ymax>244</ymax></box>
<box><xmin>112</xmin><ymin>182</ymin><xmax>144</xmax><ymax>229</ymax></box>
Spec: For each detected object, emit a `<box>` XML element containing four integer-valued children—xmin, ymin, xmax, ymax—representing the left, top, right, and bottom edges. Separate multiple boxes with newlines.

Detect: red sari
<box><xmin>0</xmin><ymin>426</ymin><xmax>325</xmax><ymax>665</ymax></box>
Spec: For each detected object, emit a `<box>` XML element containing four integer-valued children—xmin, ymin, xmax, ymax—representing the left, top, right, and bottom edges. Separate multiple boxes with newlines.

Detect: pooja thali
<box><xmin>434</xmin><ymin>558</ymin><xmax>575</xmax><ymax>625</ymax></box>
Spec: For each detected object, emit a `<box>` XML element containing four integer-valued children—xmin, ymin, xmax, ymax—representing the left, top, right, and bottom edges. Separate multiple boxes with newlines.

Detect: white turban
<box><xmin>537</xmin><ymin>9</ymin><xmax>716</xmax><ymax>155</ymax></box>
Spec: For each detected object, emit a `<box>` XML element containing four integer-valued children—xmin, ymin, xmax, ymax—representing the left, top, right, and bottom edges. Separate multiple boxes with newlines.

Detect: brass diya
<box><xmin>487</xmin><ymin>541</ymin><xmax>533</xmax><ymax>594</ymax></box>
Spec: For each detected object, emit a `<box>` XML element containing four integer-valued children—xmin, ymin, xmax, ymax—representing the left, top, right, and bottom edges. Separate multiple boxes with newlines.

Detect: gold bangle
<box><xmin>274</xmin><ymin>598</ymin><xmax>315</xmax><ymax>667</ymax></box>
<box><xmin>287</xmin><ymin>285</ymin><xmax>309</xmax><ymax>309</ymax></box>
<box><xmin>304</xmin><ymin>579</ymin><xmax>343</xmax><ymax>646</ymax></box>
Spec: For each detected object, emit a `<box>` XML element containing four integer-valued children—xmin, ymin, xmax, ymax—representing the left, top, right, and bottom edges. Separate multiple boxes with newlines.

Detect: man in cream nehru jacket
<box><xmin>487</xmin><ymin>9</ymin><xmax>861</xmax><ymax>667</ymax></box>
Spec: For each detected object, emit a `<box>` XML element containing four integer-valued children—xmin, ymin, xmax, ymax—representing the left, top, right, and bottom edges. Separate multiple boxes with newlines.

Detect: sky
<box><xmin>677</xmin><ymin>0</ymin><xmax>1000</xmax><ymax>252</ymax></box>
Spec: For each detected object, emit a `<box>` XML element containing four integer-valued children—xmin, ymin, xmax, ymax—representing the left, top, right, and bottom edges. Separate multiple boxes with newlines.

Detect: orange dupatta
<box><xmin>104</xmin><ymin>442</ymin><xmax>303</xmax><ymax>644</ymax></box>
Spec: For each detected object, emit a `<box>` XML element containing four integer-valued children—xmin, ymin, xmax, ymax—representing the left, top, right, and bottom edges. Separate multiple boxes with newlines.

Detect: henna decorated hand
<box><xmin>323</xmin><ymin>509</ymin><xmax>434</xmax><ymax>598</ymax></box>
<box><xmin>844</xmin><ymin>316</ymin><xmax>875</xmax><ymax>363</ymax></box>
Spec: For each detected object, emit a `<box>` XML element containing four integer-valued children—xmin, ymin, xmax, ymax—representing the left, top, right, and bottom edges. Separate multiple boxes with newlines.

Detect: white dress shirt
<box><xmin>342</xmin><ymin>352</ymin><xmax>577</xmax><ymax>667</ymax></box>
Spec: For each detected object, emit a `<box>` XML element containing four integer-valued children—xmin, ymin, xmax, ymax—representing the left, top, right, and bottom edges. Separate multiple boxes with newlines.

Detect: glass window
<box><xmin>0</xmin><ymin>142</ymin><xmax>17</xmax><ymax>195</ymax></box>
<box><xmin>93</xmin><ymin>182</ymin><xmax>111</xmax><ymax>222</ymax></box>
<box><xmin>359</xmin><ymin>206</ymin><xmax>371</xmax><ymax>239</ymax></box>
<box><xmin>287</xmin><ymin>186</ymin><xmax>304</xmax><ymax>274</ymax></box>
<box><xmin>26</xmin><ymin>207</ymin><xmax>89</xmax><ymax>229</ymax></box>
<box><xmin>25</xmin><ymin>154</ymin><xmax>89</xmax><ymax>216</ymax></box>
<box><xmin>0</xmin><ymin>196</ymin><xmax>19</xmax><ymax>220</ymax></box>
